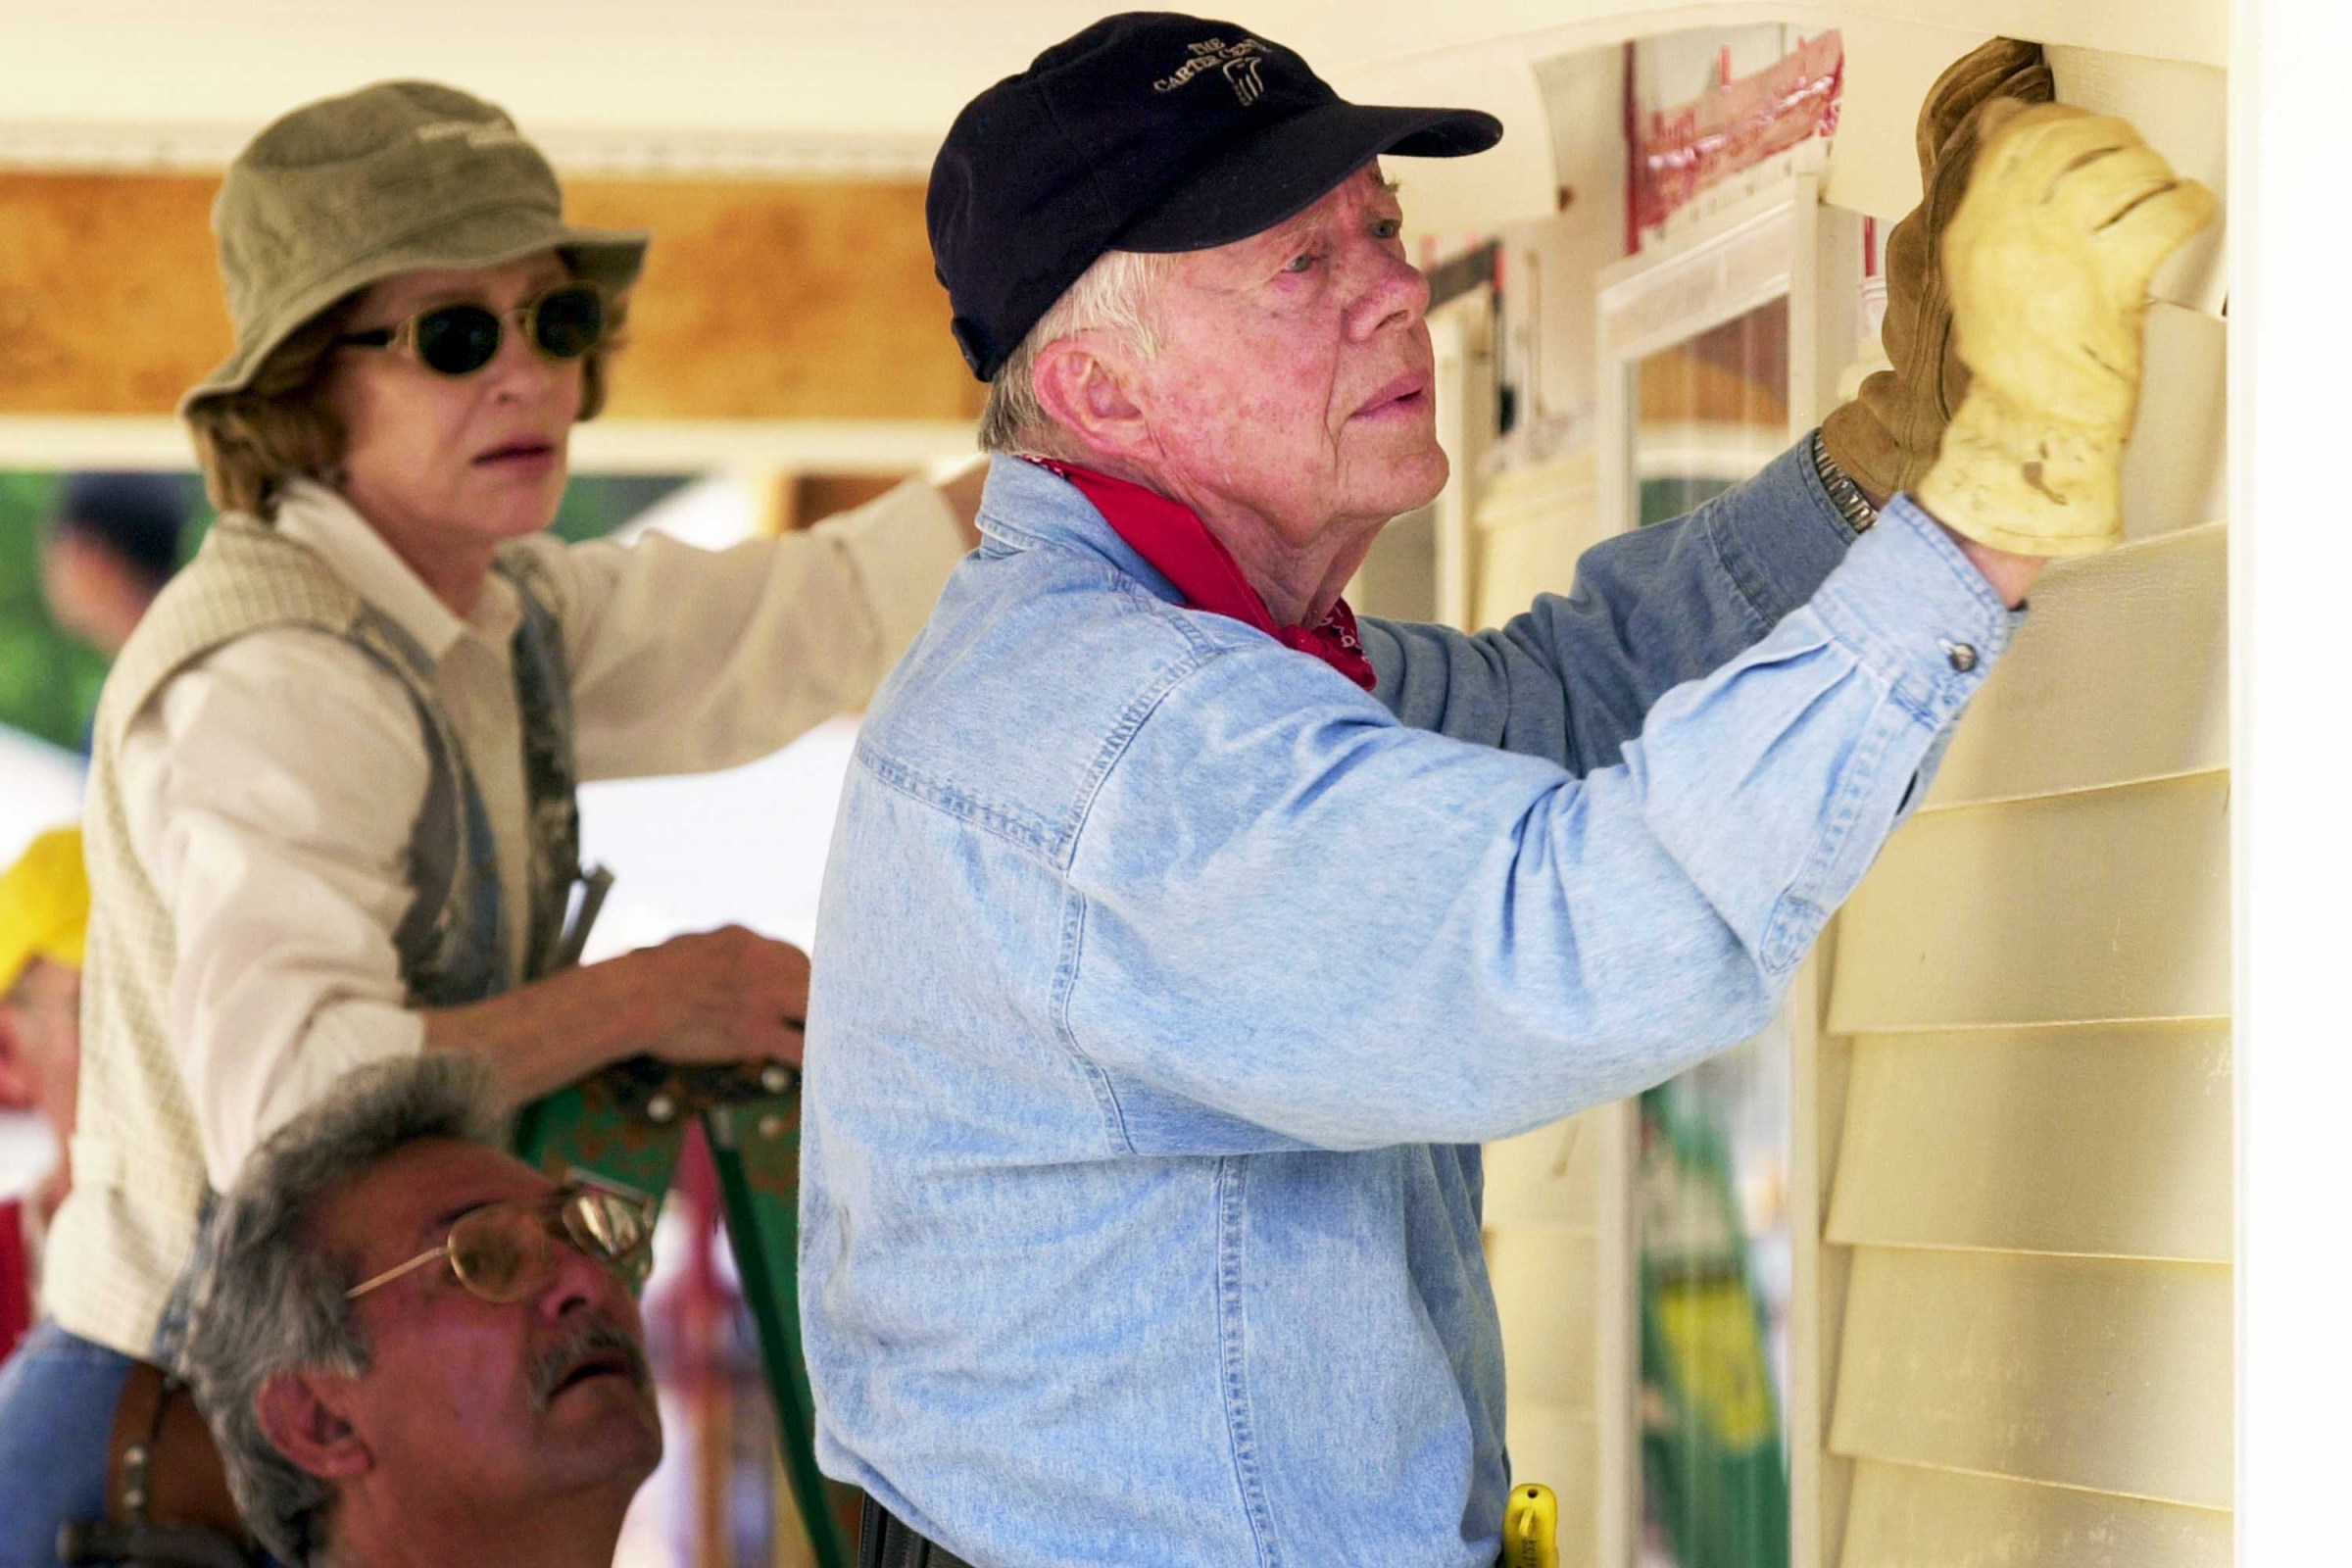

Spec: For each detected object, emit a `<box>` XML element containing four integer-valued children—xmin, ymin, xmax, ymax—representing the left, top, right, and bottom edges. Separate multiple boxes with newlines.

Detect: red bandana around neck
<box><xmin>1024</xmin><ymin>457</ymin><xmax>1377</xmax><ymax>691</ymax></box>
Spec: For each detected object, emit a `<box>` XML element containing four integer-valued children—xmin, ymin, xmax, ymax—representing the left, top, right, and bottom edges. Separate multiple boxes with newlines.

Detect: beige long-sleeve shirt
<box><xmin>112</xmin><ymin>475</ymin><xmax>962</xmax><ymax>1195</ymax></box>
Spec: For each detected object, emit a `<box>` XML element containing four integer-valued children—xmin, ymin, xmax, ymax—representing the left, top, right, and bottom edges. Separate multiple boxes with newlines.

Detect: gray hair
<box><xmin>184</xmin><ymin>1054</ymin><xmax>503</xmax><ymax>1567</ymax></box>
<box><xmin>977</xmin><ymin>248</ymin><xmax>1172</xmax><ymax>457</ymax></box>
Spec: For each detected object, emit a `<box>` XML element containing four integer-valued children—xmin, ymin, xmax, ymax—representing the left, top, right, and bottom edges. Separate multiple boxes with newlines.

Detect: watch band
<box><xmin>1810</xmin><ymin>428</ymin><xmax>1881</xmax><ymax>534</ymax></box>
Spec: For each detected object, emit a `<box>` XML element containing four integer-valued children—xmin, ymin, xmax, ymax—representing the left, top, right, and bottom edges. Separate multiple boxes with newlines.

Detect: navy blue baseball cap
<box><xmin>928</xmin><ymin>12</ymin><xmax>1502</xmax><ymax>381</ymax></box>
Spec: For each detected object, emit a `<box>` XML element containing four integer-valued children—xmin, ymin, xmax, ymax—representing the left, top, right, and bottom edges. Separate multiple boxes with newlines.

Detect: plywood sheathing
<box><xmin>0</xmin><ymin>173</ymin><xmax>980</xmax><ymax>421</ymax></box>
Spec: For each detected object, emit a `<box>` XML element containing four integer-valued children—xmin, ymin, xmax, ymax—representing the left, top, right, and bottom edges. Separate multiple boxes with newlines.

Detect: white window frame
<box><xmin>1590</xmin><ymin>172</ymin><xmax>1863</xmax><ymax>1568</ymax></box>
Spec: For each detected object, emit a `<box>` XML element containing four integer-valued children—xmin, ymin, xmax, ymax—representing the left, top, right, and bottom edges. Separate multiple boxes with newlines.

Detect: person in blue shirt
<box><xmin>803</xmin><ymin>17</ymin><xmax>2207</xmax><ymax>1568</ymax></box>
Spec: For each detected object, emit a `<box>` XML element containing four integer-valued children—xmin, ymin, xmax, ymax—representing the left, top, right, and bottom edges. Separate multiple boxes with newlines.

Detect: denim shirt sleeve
<box><xmin>1063</xmin><ymin>496</ymin><xmax>2018</xmax><ymax>1152</ymax></box>
<box><xmin>1359</xmin><ymin>436</ymin><xmax>1857</xmax><ymax>776</ymax></box>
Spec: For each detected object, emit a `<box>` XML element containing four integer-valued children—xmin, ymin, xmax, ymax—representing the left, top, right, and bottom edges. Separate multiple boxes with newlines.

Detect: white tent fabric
<box><xmin>0</xmin><ymin>723</ymin><xmax>84</xmax><ymax>865</ymax></box>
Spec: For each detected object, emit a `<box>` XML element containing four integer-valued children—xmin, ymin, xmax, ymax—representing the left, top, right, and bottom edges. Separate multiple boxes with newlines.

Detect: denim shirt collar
<box><xmin>976</xmin><ymin>453</ymin><xmax>1184</xmax><ymax>608</ymax></box>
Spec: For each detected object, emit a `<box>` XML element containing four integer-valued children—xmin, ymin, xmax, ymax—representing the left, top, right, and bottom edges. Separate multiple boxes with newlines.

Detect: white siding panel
<box><xmin>1922</xmin><ymin>525</ymin><xmax>2226</xmax><ymax>808</ymax></box>
<box><xmin>1469</xmin><ymin>447</ymin><xmax>1599</xmax><ymax>631</ymax></box>
<box><xmin>1487</xmin><ymin>1228</ymin><xmax>1599</xmax><ymax>1412</ymax></box>
<box><xmin>1484</xmin><ymin>1109</ymin><xmax>1604</xmax><ymax>1231</ymax></box>
<box><xmin>1827</xmin><ymin>1025</ymin><xmax>2231</xmax><ymax>1261</ymax></box>
<box><xmin>1840</xmin><ymin>1459</ymin><xmax>2230</xmax><ymax>1568</ymax></box>
<box><xmin>2121</xmin><ymin>306</ymin><xmax>2230</xmax><ymax>540</ymax></box>
<box><xmin>1830</xmin><ymin>1248</ymin><xmax>2231</xmax><ymax>1507</ymax></box>
<box><xmin>1828</xmin><ymin>774</ymin><xmax>2230</xmax><ymax>1034</ymax></box>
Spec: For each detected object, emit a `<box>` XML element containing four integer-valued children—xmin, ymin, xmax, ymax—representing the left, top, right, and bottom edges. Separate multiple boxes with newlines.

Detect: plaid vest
<box><xmin>44</xmin><ymin>513</ymin><xmax>581</xmax><ymax>1361</ymax></box>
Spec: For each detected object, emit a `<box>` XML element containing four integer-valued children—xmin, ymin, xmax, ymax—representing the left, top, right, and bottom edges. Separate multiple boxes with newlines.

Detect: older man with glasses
<box><xmin>800</xmin><ymin>14</ymin><xmax>2209</xmax><ymax>1568</ymax></box>
<box><xmin>182</xmin><ymin>1054</ymin><xmax>660</xmax><ymax>1568</ymax></box>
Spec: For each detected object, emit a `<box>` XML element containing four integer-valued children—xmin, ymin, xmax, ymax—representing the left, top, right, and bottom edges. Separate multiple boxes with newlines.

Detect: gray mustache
<box><xmin>529</xmin><ymin>1320</ymin><xmax>653</xmax><ymax>1409</ymax></box>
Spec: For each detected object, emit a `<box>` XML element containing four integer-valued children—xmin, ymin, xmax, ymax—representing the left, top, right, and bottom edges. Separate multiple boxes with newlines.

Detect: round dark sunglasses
<box><xmin>336</xmin><ymin>282</ymin><xmax>607</xmax><ymax>378</ymax></box>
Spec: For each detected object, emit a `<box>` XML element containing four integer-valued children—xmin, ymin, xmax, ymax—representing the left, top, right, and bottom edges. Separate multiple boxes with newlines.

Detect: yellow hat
<box><xmin>0</xmin><ymin>826</ymin><xmax>89</xmax><ymax>996</ymax></box>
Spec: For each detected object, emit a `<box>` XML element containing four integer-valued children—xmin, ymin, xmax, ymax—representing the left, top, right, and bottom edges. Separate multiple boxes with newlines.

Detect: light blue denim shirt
<box><xmin>802</xmin><ymin>442</ymin><xmax>2019</xmax><ymax>1568</ymax></box>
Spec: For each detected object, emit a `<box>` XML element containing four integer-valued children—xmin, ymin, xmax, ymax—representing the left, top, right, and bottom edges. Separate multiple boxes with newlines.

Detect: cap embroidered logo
<box><xmin>1224</xmin><ymin>55</ymin><xmax>1265</xmax><ymax>106</ymax></box>
<box><xmin>1153</xmin><ymin>36</ymin><xmax>1271</xmax><ymax>105</ymax></box>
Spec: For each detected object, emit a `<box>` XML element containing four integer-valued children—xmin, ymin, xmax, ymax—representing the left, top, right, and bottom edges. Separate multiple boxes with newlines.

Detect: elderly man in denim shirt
<box><xmin>803</xmin><ymin>17</ymin><xmax>2206</xmax><ymax>1568</ymax></box>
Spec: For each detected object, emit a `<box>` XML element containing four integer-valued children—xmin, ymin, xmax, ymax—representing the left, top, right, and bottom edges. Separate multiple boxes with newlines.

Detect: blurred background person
<box><xmin>40</xmin><ymin>472</ymin><xmax>194</xmax><ymax>662</ymax></box>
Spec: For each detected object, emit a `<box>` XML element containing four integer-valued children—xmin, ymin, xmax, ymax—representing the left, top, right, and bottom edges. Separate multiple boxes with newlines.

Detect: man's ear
<box><xmin>254</xmin><ymin>1369</ymin><xmax>373</xmax><ymax>1481</ymax></box>
<box><xmin>1031</xmin><ymin>334</ymin><xmax>1151</xmax><ymax>463</ymax></box>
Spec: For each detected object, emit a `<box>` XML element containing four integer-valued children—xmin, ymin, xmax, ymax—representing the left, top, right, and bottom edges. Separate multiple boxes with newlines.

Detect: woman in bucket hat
<box><xmin>0</xmin><ymin>80</ymin><xmax>974</xmax><ymax>1554</ymax></box>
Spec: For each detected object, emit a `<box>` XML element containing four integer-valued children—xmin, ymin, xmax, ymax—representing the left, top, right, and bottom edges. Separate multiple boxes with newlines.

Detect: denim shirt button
<box><xmin>1940</xmin><ymin>639</ymin><xmax>1980</xmax><ymax>673</ymax></box>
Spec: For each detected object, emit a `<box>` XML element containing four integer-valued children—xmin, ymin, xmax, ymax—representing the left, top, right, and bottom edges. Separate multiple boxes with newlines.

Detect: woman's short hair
<box><xmin>185</xmin><ymin>262</ymin><xmax>627</xmax><ymax>519</ymax></box>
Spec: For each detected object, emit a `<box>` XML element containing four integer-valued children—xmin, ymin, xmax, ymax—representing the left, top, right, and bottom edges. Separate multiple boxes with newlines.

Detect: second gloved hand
<box><xmin>1916</xmin><ymin>103</ymin><xmax>2216</xmax><ymax>556</ymax></box>
<box><xmin>1819</xmin><ymin>37</ymin><xmax>2051</xmax><ymax>502</ymax></box>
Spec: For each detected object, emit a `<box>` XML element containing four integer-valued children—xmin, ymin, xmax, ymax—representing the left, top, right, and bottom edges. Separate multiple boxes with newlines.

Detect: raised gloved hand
<box><xmin>1915</xmin><ymin>103</ymin><xmax>2216</xmax><ymax>556</ymax></box>
<box><xmin>1819</xmin><ymin>37</ymin><xmax>2052</xmax><ymax>502</ymax></box>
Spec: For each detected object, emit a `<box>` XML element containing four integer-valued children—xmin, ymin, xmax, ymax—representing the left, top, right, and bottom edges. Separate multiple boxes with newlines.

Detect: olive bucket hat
<box><xmin>180</xmin><ymin>79</ymin><xmax>647</xmax><ymax>414</ymax></box>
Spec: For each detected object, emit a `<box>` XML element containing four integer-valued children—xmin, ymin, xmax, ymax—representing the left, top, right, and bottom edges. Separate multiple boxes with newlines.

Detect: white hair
<box><xmin>978</xmin><ymin>249</ymin><xmax>1173</xmax><ymax>457</ymax></box>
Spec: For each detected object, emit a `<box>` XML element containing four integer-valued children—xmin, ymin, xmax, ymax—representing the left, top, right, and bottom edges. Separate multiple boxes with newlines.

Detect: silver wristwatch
<box><xmin>1809</xmin><ymin>429</ymin><xmax>1881</xmax><ymax>534</ymax></box>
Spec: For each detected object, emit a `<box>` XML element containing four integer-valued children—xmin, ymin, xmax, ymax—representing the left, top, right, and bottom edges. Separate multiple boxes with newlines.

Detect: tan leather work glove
<box><xmin>1820</xmin><ymin>38</ymin><xmax>2052</xmax><ymax>501</ymax></box>
<box><xmin>1916</xmin><ymin>103</ymin><xmax>2216</xmax><ymax>556</ymax></box>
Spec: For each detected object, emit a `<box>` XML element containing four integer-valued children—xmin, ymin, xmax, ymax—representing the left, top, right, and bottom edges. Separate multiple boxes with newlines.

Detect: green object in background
<box><xmin>549</xmin><ymin>474</ymin><xmax>693</xmax><ymax>543</ymax></box>
<box><xmin>0</xmin><ymin>468</ymin><xmax>687</xmax><ymax>756</ymax></box>
<box><xmin>1638</xmin><ymin>475</ymin><xmax>1740</xmax><ymax>530</ymax></box>
<box><xmin>512</xmin><ymin>1058</ymin><xmax>852</xmax><ymax>1568</ymax></box>
<box><xmin>1636</xmin><ymin>1087</ymin><xmax>1788</xmax><ymax>1568</ymax></box>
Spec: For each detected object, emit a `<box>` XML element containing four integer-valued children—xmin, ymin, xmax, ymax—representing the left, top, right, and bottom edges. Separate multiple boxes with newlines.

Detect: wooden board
<box><xmin>1487</xmin><ymin>1227</ymin><xmax>1600</xmax><ymax>1412</ymax></box>
<box><xmin>1483</xmin><ymin>1105</ymin><xmax>1604</xmax><ymax>1231</ymax></box>
<box><xmin>1841</xmin><ymin>1458</ymin><xmax>2230</xmax><ymax>1568</ymax></box>
<box><xmin>0</xmin><ymin>173</ymin><xmax>228</xmax><ymax>414</ymax></box>
<box><xmin>1829</xmin><ymin>1247</ymin><xmax>2231</xmax><ymax>1508</ymax></box>
<box><xmin>0</xmin><ymin>172</ymin><xmax>978</xmax><ymax>421</ymax></box>
<box><xmin>566</xmin><ymin>177</ymin><xmax>979</xmax><ymax>422</ymax></box>
<box><xmin>1923</xmin><ymin>523</ymin><xmax>2226</xmax><ymax>808</ymax></box>
<box><xmin>1829</xmin><ymin>772</ymin><xmax>2230</xmax><ymax>1033</ymax></box>
<box><xmin>1828</xmin><ymin>1024</ymin><xmax>2231</xmax><ymax>1261</ymax></box>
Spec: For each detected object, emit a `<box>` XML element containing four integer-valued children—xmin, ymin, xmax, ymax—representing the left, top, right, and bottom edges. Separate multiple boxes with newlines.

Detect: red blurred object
<box><xmin>0</xmin><ymin>1197</ymin><xmax>31</xmax><ymax>1362</ymax></box>
<box><xmin>1623</xmin><ymin>42</ymin><xmax>1641</xmax><ymax>258</ymax></box>
<box><xmin>1633</xmin><ymin>30</ymin><xmax>1845</xmax><ymax>237</ymax></box>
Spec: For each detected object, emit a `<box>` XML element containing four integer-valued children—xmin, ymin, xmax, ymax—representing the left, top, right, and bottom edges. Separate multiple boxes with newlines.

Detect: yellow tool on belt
<box><xmin>1502</xmin><ymin>1482</ymin><xmax>1558</xmax><ymax>1568</ymax></box>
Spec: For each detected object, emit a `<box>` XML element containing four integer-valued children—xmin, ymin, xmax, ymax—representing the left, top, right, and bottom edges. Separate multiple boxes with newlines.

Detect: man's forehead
<box><xmin>318</xmin><ymin>1137</ymin><xmax>555</xmax><ymax>1254</ymax></box>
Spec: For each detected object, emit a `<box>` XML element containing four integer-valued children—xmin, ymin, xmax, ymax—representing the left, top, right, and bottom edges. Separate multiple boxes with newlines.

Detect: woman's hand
<box><xmin>613</xmin><ymin>925</ymin><xmax>810</xmax><ymax>1067</ymax></box>
<box><xmin>422</xmin><ymin>925</ymin><xmax>813</xmax><ymax>1105</ymax></box>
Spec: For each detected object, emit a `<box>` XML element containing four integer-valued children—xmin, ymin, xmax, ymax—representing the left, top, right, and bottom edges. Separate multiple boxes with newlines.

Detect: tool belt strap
<box><xmin>102</xmin><ymin>1358</ymin><xmax>252</xmax><ymax>1544</ymax></box>
<box><xmin>858</xmin><ymin>1494</ymin><xmax>984</xmax><ymax>1568</ymax></box>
